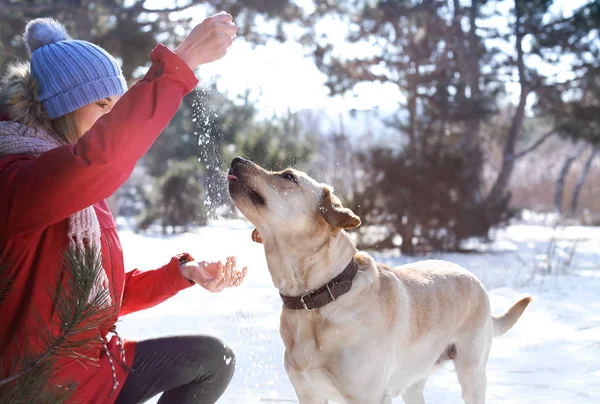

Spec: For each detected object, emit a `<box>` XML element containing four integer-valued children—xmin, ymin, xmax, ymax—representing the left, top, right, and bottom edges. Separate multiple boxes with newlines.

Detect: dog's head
<box><xmin>227</xmin><ymin>157</ymin><xmax>361</xmax><ymax>246</ymax></box>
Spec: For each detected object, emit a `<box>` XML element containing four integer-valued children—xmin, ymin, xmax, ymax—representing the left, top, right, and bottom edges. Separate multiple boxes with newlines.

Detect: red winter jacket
<box><xmin>0</xmin><ymin>44</ymin><xmax>199</xmax><ymax>402</ymax></box>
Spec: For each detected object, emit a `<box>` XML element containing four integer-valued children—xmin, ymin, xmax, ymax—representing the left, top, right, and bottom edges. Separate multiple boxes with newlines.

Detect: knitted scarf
<box><xmin>0</xmin><ymin>120</ymin><xmax>112</xmax><ymax>305</ymax></box>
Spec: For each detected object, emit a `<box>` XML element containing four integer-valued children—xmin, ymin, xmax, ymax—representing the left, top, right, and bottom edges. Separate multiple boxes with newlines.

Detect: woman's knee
<box><xmin>188</xmin><ymin>335</ymin><xmax>236</xmax><ymax>380</ymax></box>
<box><xmin>220</xmin><ymin>342</ymin><xmax>236</xmax><ymax>383</ymax></box>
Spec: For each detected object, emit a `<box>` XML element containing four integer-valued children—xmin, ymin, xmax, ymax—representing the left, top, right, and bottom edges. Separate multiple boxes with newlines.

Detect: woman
<box><xmin>0</xmin><ymin>13</ymin><xmax>245</xmax><ymax>404</ymax></box>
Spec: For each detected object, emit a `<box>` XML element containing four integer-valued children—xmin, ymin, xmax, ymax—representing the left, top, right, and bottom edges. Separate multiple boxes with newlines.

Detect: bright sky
<box><xmin>157</xmin><ymin>0</ymin><xmax>592</xmax><ymax>116</ymax></box>
<box><xmin>197</xmin><ymin>37</ymin><xmax>404</xmax><ymax>115</ymax></box>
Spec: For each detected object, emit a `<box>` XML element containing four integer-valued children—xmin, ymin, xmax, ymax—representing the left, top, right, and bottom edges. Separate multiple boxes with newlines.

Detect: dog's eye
<box><xmin>282</xmin><ymin>172</ymin><xmax>297</xmax><ymax>183</ymax></box>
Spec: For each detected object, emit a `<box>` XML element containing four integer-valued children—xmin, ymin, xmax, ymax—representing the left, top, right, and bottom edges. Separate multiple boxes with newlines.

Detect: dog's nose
<box><xmin>231</xmin><ymin>157</ymin><xmax>250</xmax><ymax>168</ymax></box>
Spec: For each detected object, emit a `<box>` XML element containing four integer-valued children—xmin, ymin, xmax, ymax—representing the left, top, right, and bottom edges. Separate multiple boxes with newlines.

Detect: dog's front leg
<box><xmin>284</xmin><ymin>359</ymin><xmax>326</xmax><ymax>403</ymax></box>
<box><xmin>296</xmin><ymin>392</ymin><xmax>327</xmax><ymax>404</ymax></box>
<box><xmin>401</xmin><ymin>379</ymin><xmax>426</xmax><ymax>404</ymax></box>
<box><xmin>344</xmin><ymin>391</ymin><xmax>391</xmax><ymax>404</ymax></box>
<box><xmin>289</xmin><ymin>377</ymin><xmax>327</xmax><ymax>404</ymax></box>
<box><xmin>286</xmin><ymin>370</ymin><xmax>327</xmax><ymax>404</ymax></box>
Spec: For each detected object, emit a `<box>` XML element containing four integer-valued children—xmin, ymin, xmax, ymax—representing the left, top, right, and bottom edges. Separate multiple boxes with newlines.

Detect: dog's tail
<box><xmin>492</xmin><ymin>296</ymin><xmax>532</xmax><ymax>337</ymax></box>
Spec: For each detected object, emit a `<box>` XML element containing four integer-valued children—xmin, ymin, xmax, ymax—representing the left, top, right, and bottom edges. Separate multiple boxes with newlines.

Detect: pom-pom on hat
<box><xmin>23</xmin><ymin>18</ymin><xmax>127</xmax><ymax>119</ymax></box>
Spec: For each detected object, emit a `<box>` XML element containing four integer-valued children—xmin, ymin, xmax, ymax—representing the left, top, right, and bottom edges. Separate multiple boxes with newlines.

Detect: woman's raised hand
<box><xmin>174</xmin><ymin>11</ymin><xmax>237</xmax><ymax>70</ymax></box>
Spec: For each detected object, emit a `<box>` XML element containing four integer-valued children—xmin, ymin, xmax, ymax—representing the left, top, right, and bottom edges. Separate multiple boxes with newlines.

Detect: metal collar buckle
<box><xmin>300</xmin><ymin>283</ymin><xmax>336</xmax><ymax>311</ymax></box>
<box><xmin>300</xmin><ymin>291</ymin><xmax>315</xmax><ymax>311</ymax></box>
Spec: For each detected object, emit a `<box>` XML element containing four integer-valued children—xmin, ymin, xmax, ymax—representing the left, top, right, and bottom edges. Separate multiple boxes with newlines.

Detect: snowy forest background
<box><xmin>3</xmin><ymin>0</ymin><xmax>599</xmax><ymax>251</ymax></box>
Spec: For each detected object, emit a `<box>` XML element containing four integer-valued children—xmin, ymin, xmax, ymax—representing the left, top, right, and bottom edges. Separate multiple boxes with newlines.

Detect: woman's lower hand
<box><xmin>174</xmin><ymin>11</ymin><xmax>237</xmax><ymax>70</ymax></box>
<box><xmin>181</xmin><ymin>257</ymin><xmax>247</xmax><ymax>293</ymax></box>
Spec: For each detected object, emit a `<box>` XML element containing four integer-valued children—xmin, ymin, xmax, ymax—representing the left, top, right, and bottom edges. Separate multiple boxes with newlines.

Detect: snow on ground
<box><xmin>115</xmin><ymin>218</ymin><xmax>600</xmax><ymax>403</ymax></box>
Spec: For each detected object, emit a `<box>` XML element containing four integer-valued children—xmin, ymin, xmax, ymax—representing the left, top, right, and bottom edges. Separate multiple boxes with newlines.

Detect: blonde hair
<box><xmin>50</xmin><ymin>111</ymin><xmax>80</xmax><ymax>144</ymax></box>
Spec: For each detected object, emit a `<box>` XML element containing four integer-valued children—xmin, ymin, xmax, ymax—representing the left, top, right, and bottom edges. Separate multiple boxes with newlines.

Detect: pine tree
<box><xmin>533</xmin><ymin>1</ymin><xmax>600</xmax><ymax>215</ymax></box>
<box><xmin>304</xmin><ymin>0</ymin><xmax>507</xmax><ymax>253</ymax></box>
<box><xmin>138</xmin><ymin>158</ymin><xmax>208</xmax><ymax>233</ymax></box>
<box><xmin>302</xmin><ymin>0</ymin><xmax>598</xmax><ymax>251</ymax></box>
<box><xmin>0</xmin><ymin>246</ymin><xmax>114</xmax><ymax>404</ymax></box>
<box><xmin>227</xmin><ymin>110</ymin><xmax>316</xmax><ymax>172</ymax></box>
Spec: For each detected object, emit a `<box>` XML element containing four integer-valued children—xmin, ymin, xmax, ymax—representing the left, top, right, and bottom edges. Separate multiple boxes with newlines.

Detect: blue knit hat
<box><xmin>23</xmin><ymin>18</ymin><xmax>127</xmax><ymax>119</ymax></box>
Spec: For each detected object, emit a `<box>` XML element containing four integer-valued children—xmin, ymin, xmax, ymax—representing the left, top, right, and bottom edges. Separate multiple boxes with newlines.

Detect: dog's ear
<box><xmin>320</xmin><ymin>187</ymin><xmax>361</xmax><ymax>229</ymax></box>
<box><xmin>251</xmin><ymin>228</ymin><xmax>263</xmax><ymax>243</ymax></box>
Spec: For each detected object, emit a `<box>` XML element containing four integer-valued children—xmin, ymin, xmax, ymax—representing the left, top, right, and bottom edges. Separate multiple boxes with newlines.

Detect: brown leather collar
<box><xmin>280</xmin><ymin>258</ymin><xmax>359</xmax><ymax>311</ymax></box>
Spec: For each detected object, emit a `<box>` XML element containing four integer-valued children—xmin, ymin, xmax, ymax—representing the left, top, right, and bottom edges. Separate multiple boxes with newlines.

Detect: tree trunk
<box><xmin>407</xmin><ymin>71</ymin><xmax>417</xmax><ymax>148</ymax></box>
<box><xmin>569</xmin><ymin>146</ymin><xmax>597</xmax><ymax>216</ymax></box>
<box><xmin>485</xmin><ymin>0</ymin><xmax>528</xmax><ymax>207</ymax></box>
<box><xmin>555</xmin><ymin>143</ymin><xmax>586</xmax><ymax>214</ymax></box>
<box><xmin>400</xmin><ymin>222</ymin><xmax>415</xmax><ymax>255</ymax></box>
<box><xmin>456</xmin><ymin>0</ymin><xmax>483</xmax><ymax>149</ymax></box>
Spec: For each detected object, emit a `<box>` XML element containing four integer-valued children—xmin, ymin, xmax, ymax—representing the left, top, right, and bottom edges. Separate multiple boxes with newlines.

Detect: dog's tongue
<box><xmin>227</xmin><ymin>174</ymin><xmax>238</xmax><ymax>181</ymax></box>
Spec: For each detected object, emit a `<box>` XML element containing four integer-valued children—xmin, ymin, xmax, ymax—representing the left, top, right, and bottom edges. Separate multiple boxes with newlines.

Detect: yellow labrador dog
<box><xmin>227</xmin><ymin>157</ymin><xmax>531</xmax><ymax>404</ymax></box>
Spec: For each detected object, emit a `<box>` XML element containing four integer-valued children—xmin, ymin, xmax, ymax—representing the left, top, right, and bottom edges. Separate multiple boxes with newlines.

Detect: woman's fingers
<box><xmin>212</xmin><ymin>11</ymin><xmax>233</xmax><ymax>23</ymax></box>
<box><xmin>223</xmin><ymin>257</ymin><xmax>234</xmax><ymax>284</ymax></box>
<box><xmin>213</xmin><ymin>259</ymin><xmax>232</xmax><ymax>292</ymax></box>
<box><xmin>201</xmin><ymin>257</ymin><xmax>247</xmax><ymax>292</ymax></box>
<box><xmin>233</xmin><ymin>266</ymin><xmax>247</xmax><ymax>287</ymax></box>
<box><xmin>206</xmin><ymin>260</ymin><xmax>225</xmax><ymax>292</ymax></box>
<box><xmin>218</xmin><ymin>21</ymin><xmax>237</xmax><ymax>37</ymax></box>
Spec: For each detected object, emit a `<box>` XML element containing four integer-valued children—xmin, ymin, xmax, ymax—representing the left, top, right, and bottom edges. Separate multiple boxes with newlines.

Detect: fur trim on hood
<box><xmin>0</xmin><ymin>62</ymin><xmax>53</xmax><ymax>132</ymax></box>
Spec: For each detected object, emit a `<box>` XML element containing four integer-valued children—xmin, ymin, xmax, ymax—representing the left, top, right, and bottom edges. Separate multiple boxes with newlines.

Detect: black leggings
<box><xmin>115</xmin><ymin>335</ymin><xmax>235</xmax><ymax>404</ymax></box>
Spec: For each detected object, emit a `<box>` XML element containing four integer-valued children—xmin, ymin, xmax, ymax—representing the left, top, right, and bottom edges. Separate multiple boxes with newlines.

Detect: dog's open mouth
<box><xmin>227</xmin><ymin>171</ymin><xmax>266</xmax><ymax>206</ymax></box>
